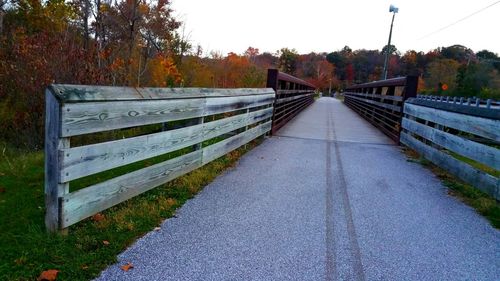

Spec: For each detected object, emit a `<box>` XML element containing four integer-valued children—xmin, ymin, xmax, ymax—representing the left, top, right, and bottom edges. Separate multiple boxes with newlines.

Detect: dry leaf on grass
<box><xmin>102</xmin><ymin>240</ymin><xmax>110</xmax><ymax>245</ymax></box>
<box><xmin>121</xmin><ymin>262</ymin><xmax>134</xmax><ymax>272</ymax></box>
<box><xmin>92</xmin><ymin>213</ymin><xmax>105</xmax><ymax>222</ymax></box>
<box><xmin>37</xmin><ymin>269</ymin><xmax>59</xmax><ymax>281</ymax></box>
<box><xmin>154</xmin><ymin>227</ymin><xmax>161</xmax><ymax>231</ymax></box>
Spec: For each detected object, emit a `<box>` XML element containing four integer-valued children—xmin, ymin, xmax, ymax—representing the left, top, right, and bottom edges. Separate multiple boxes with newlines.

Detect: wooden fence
<box><xmin>343</xmin><ymin>76</ymin><xmax>418</xmax><ymax>142</ymax></box>
<box><xmin>416</xmin><ymin>95</ymin><xmax>500</xmax><ymax>109</ymax></box>
<box><xmin>401</xmin><ymin>98</ymin><xmax>500</xmax><ymax>200</ymax></box>
<box><xmin>266</xmin><ymin>69</ymin><xmax>316</xmax><ymax>134</ymax></box>
<box><xmin>45</xmin><ymin>85</ymin><xmax>275</xmax><ymax>232</ymax></box>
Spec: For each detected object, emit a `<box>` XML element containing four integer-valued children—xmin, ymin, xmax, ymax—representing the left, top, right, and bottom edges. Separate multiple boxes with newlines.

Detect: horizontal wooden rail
<box><xmin>266</xmin><ymin>69</ymin><xmax>316</xmax><ymax>134</ymax></box>
<box><xmin>343</xmin><ymin>76</ymin><xmax>418</xmax><ymax>143</ymax></box>
<box><xmin>401</xmin><ymin>100</ymin><xmax>500</xmax><ymax>200</ymax></box>
<box><xmin>416</xmin><ymin>94</ymin><xmax>500</xmax><ymax>109</ymax></box>
<box><xmin>45</xmin><ymin>85</ymin><xmax>274</xmax><ymax>232</ymax></box>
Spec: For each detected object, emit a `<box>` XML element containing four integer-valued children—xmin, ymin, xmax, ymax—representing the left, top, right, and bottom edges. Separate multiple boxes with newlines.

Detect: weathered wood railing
<box><xmin>266</xmin><ymin>69</ymin><xmax>316</xmax><ymax>134</ymax></box>
<box><xmin>45</xmin><ymin>85</ymin><xmax>274</xmax><ymax>232</ymax></box>
<box><xmin>343</xmin><ymin>76</ymin><xmax>418</xmax><ymax>142</ymax></box>
<box><xmin>401</xmin><ymin>98</ymin><xmax>500</xmax><ymax>200</ymax></box>
<box><xmin>416</xmin><ymin>95</ymin><xmax>500</xmax><ymax>109</ymax></box>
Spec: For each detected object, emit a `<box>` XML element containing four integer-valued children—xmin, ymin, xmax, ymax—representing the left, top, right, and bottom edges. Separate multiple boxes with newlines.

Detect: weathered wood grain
<box><xmin>401</xmin><ymin>132</ymin><xmax>499</xmax><ymax>200</ymax></box>
<box><xmin>59</xmin><ymin>108</ymin><xmax>273</xmax><ymax>182</ymax></box>
<box><xmin>60</xmin><ymin>121</ymin><xmax>271</xmax><ymax>228</ymax></box>
<box><xmin>402</xmin><ymin>118</ymin><xmax>500</xmax><ymax>170</ymax></box>
<box><xmin>406</xmin><ymin>98</ymin><xmax>500</xmax><ymax>120</ymax></box>
<box><xmin>44</xmin><ymin>89</ymin><xmax>70</xmax><ymax>232</ymax></box>
<box><xmin>404</xmin><ymin>103</ymin><xmax>500</xmax><ymax>141</ymax></box>
<box><xmin>61</xmin><ymin>94</ymin><xmax>275</xmax><ymax>136</ymax></box>
<box><xmin>202</xmin><ymin>121</ymin><xmax>271</xmax><ymax>164</ymax></box>
<box><xmin>50</xmin><ymin>84</ymin><xmax>275</xmax><ymax>102</ymax></box>
<box><xmin>61</xmin><ymin>150</ymin><xmax>203</xmax><ymax>228</ymax></box>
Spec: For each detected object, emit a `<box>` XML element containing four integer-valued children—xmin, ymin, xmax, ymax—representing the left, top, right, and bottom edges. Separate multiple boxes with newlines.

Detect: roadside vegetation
<box><xmin>1</xmin><ymin>0</ymin><xmax>500</xmax><ymax>280</ymax></box>
<box><xmin>403</xmin><ymin>148</ymin><xmax>499</xmax><ymax>229</ymax></box>
<box><xmin>0</xmin><ymin>140</ymin><xmax>260</xmax><ymax>280</ymax></box>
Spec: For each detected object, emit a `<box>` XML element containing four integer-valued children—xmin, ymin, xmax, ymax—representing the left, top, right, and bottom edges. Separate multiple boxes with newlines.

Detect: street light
<box><xmin>382</xmin><ymin>4</ymin><xmax>399</xmax><ymax>80</ymax></box>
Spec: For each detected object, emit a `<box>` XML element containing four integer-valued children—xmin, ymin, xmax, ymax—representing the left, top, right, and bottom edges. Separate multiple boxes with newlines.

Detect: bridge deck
<box><xmin>97</xmin><ymin>98</ymin><xmax>499</xmax><ymax>281</ymax></box>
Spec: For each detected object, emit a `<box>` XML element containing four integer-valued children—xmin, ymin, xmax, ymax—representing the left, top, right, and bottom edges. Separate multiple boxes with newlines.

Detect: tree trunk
<box><xmin>83</xmin><ymin>0</ymin><xmax>90</xmax><ymax>50</ymax></box>
<box><xmin>0</xmin><ymin>8</ymin><xmax>5</xmax><ymax>36</ymax></box>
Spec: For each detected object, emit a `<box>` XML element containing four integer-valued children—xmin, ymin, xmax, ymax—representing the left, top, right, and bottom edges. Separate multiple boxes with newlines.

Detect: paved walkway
<box><xmin>97</xmin><ymin>98</ymin><xmax>499</xmax><ymax>281</ymax></box>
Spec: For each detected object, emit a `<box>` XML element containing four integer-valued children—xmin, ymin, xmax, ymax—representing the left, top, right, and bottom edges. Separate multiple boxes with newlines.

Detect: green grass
<box><xmin>0</xmin><ymin>139</ymin><xmax>260</xmax><ymax>280</ymax></box>
<box><xmin>404</xmin><ymin>148</ymin><xmax>500</xmax><ymax>229</ymax></box>
<box><xmin>448</xmin><ymin>151</ymin><xmax>500</xmax><ymax>178</ymax></box>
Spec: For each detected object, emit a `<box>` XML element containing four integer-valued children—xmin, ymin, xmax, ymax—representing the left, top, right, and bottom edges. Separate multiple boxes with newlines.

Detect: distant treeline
<box><xmin>0</xmin><ymin>0</ymin><xmax>499</xmax><ymax>149</ymax></box>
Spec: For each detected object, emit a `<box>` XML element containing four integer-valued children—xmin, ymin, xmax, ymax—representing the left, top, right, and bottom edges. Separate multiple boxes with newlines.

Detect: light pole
<box><xmin>382</xmin><ymin>4</ymin><xmax>398</xmax><ymax>80</ymax></box>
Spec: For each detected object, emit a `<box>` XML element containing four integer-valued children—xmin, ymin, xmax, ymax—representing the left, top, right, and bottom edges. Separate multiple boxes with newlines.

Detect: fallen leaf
<box><xmin>102</xmin><ymin>240</ymin><xmax>110</xmax><ymax>246</ymax></box>
<box><xmin>92</xmin><ymin>213</ymin><xmax>105</xmax><ymax>222</ymax></box>
<box><xmin>121</xmin><ymin>262</ymin><xmax>134</xmax><ymax>272</ymax></box>
<box><xmin>81</xmin><ymin>265</ymin><xmax>89</xmax><ymax>270</ymax></box>
<box><xmin>154</xmin><ymin>227</ymin><xmax>161</xmax><ymax>231</ymax></box>
<box><xmin>37</xmin><ymin>269</ymin><xmax>59</xmax><ymax>281</ymax></box>
<box><xmin>0</xmin><ymin>172</ymin><xmax>5</xmax><ymax>176</ymax></box>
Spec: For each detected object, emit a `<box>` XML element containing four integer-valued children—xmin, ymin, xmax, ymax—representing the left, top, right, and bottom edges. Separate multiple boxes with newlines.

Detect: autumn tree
<box><xmin>0</xmin><ymin>0</ymin><xmax>185</xmax><ymax>148</ymax></box>
<box><xmin>277</xmin><ymin>47</ymin><xmax>298</xmax><ymax>75</ymax></box>
<box><xmin>425</xmin><ymin>59</ymin><xmax>460</xmax><ymax>92</ymax></box>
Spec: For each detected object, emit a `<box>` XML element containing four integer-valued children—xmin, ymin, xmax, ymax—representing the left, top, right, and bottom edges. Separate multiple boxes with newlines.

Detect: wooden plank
<box><xmin>345</xmin><ymin>95</ymin><xmax>401</xmax><ymax>111</ymax></box>
<box><xmin>202</xmin><ymin>121</ymin><xmax>272</xmax><ymax>164</ymax></box>
<box><xmin>44</xmin><ymin>89</ymin><xmax>70</xmax><ymax>232</ymax></box>
<box><xmin>60</xmin><ymin>121</ymin><xmax>272</xmax><ymax>228</ymax></box>
<box><xmin>60</xmin><ymin>108</ymin><xmax>273</xmax><ymax>182</ymax></box>
<box><xmin>406</xmin><ymin>98</ymin><xmax>500</xmax><ymax>120</ymax></box>
<box><xmin>50</xmin><ymin>84</ymin><xmax>276</xmax><ymax>102</ymax></box>
<box><xmin>404</xmin><ymin>103</ymin><xmax>500</xmax><ymax>141</ymax></box>
<box><xmin>61</xmin><ymin>94</ymin><xmax>275</xmax><ymax>136</ymax></box>
<box><xmin>402</xmin><ymin>118</ymin><xmax>500</xmax><ymax>170</ymax></box>
<box><xmin>400</xmin><ymin>132</ymin><xmax>499</xmax><ymax>200</ymax></box>
<box><xmin>61</xmin><ymin>150</ymin><xmax>203</xmax><ymax>228</ymax></box>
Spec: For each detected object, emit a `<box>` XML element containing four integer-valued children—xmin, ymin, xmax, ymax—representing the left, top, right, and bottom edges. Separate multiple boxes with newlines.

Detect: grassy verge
<box><xmin>403</xmin><ymin>148</ymin><xmax>500</xmax><ymax>229</ymax></box>
<box><xmin>0</xmin><ymin>139</ymin><xmax>261</xmax><ymax>280</ymax></box>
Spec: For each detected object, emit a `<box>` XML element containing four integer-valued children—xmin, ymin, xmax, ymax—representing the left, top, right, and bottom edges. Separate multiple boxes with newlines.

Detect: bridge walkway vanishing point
<box><xmin>97</xmin><ymin>98</ymin><xmax>500</xmax><ymax>281</ymax></box>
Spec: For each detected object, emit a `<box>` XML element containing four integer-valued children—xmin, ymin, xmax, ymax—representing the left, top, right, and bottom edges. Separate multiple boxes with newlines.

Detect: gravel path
<box><xmin>96</xmin><ymin>98</ymin><xmax>499</xmax><ymax>281</ymax></box>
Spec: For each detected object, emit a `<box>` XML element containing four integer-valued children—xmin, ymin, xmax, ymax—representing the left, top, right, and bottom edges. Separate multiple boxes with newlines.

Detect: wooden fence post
<box><xmin>45</xmin><ymin>89</ymin><xmax>69</xmax><ymax>233</ymax></box>
<box><xmin>266</xmin><ymin>69</ymin><xmax>279</xmax><ymax>135</ymax></box>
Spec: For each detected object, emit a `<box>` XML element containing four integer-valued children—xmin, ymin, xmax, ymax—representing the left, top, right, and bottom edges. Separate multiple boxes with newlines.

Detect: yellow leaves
<box><xmin>99</xmin><ymin>3</ymin><xmax>110</xmax><ymax>12</ymax></box>
<box><xmin>148</xmin><ymin>54</ymin><xmax>182</xmax><ymax>87</ymax></box>
<box><xmin>37</xmin><ymin>269</ymin><xmax>59</xmax><ymax>281</ymax></box>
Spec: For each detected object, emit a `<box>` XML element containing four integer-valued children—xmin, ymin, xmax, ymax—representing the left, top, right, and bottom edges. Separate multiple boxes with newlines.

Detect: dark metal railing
<box><xmin>343</xmin><ymin>76</ymin><xmax>418</xmax><ymax>142</ymax></box>
<box><xmin>266</xmin><ymin>69</ymin><xmax>316</xmax><ymax>134</ymax></box>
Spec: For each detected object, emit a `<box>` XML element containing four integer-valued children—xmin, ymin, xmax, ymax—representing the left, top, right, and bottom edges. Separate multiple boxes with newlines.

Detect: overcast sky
<box><xmin>171</xmin><ymin>0</ymin><xmax>500</xmax><ymax>56</ymax></box>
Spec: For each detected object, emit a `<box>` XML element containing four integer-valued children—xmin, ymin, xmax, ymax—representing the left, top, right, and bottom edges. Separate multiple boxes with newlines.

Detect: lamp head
<box><xmin>389</xmin><ymin>4</ymin><xmax>399</xmax><ymax>13</ymax></box>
